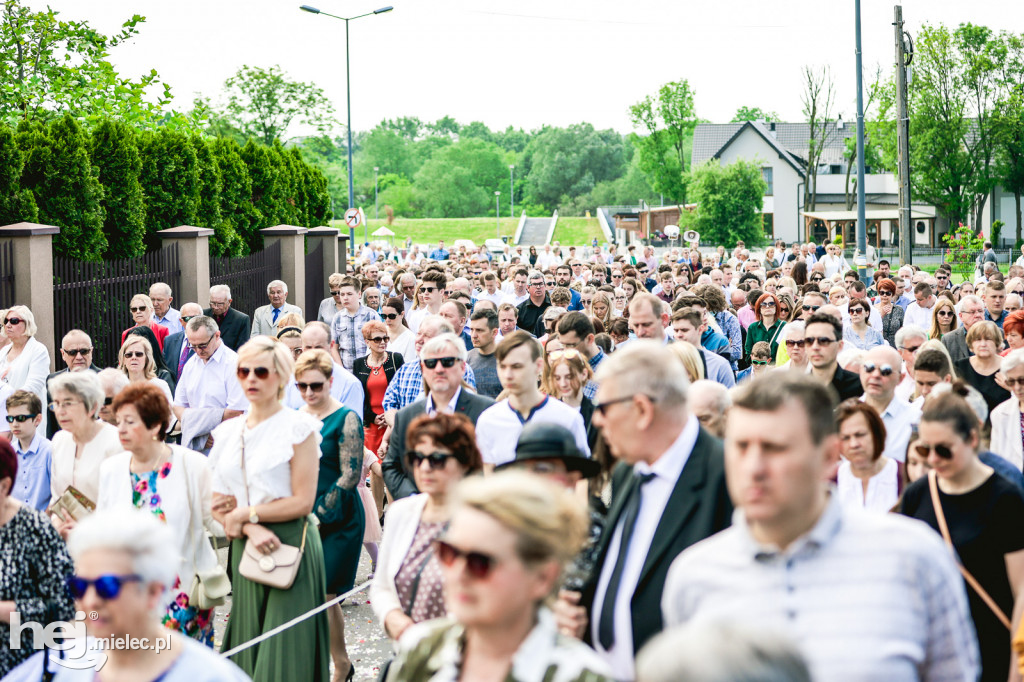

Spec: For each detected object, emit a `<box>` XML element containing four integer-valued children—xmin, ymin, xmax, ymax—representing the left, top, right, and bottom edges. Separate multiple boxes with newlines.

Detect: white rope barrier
<box><xmin>221</xmin><ymin>580</ymin><xmax>372</xmax><ymax>658</ymax></box>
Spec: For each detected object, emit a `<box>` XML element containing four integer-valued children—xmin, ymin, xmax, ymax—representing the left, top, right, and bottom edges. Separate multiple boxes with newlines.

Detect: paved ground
<box><xmin>213</xmin><ymin>545</ymin><xmax>393</xmax><ymax>681</ymax></box>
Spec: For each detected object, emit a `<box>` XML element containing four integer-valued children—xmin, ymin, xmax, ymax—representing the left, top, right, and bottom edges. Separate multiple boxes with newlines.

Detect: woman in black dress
<box><xmin>900</xmin><ymin>391</ymin><xmax>1024</xmax><ymax>681</ymax></box>
<box><xmin>954</xmin><ymin>321</ymin><xmax>1009</xmax><ymax>422</ymax></box>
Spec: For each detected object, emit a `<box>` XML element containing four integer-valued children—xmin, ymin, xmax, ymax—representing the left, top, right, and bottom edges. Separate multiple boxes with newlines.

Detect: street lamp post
<box><xmin>494</xmin><ymin>191</ymin><xmax>501</xmax><ymax>239</ymax></box>
<box><xmin>300</xmin><ymin>4</ymin><xmax>393</xmax><ymax>257</ymax></box>
<box><xmin>509</xmin><ymin>165</ymin><xmax>515</xmax><ymax>218</ymax></box>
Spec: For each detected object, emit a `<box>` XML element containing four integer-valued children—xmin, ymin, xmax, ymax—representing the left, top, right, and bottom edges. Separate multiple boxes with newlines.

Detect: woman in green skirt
<box><xmin>209</xmin><ymin>336</ymin><xmax>330</xmax><ymax>682</ymax></box>
<box><xmin>296</xmin><ymin>348</ymin><xmax>365</xmax><ymax>682</ymax></box>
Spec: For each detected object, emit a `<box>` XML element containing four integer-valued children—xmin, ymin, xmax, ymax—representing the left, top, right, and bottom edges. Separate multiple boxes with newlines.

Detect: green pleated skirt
<box><xmin>222</xmin><ymin>515</ymin><xmax>330</xmax><ymax>682</ymax></box>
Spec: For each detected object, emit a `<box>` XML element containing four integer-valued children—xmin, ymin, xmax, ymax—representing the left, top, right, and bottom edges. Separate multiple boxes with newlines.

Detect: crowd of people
<box><xmin>2</xmin><ymin>235</ymin><xmax>1024</xmax><ymax>681</ymax></box>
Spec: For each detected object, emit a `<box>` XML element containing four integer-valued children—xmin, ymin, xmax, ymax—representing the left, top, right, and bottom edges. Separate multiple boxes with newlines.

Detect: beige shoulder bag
<box><xmin>236</xmin><ymin>425</ymin><xmax>308</xmax><ymax>591</ymax></box>
<box><xmin>928</xmin><ymin>470</ymin><xmax>1011</xmax><ymax>630</ymax></box>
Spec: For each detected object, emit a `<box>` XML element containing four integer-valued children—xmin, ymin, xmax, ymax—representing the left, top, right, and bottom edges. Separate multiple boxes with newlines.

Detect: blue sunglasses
<box><xmin>67</xmin><ymin>574</ymin><xmax>143</xmax><ymax>600</ymax></box>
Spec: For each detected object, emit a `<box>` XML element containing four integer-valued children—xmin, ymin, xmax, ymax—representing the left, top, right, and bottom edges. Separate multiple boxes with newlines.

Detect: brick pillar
<box><xmin>307</xmin><ymin>226</ymin><xmax>339</xmax><ymax>298</ymax></box>
<box><xmin>0</xmin><ymin>222</ymin><xmax>59</xmax><ymax>369</ymax></box>
<box><xmin>157</xmin><ymin>226</ymin><xmax>214</xmax><ymax>308</ymax></box>
<box><xmin>260</xmin><ymin>225</ymin><xmax>308</xmax><ymax>314</ymax></box>
<box><xmin>338</xmin><ymin>233</ymin><xmax>349</xmax><ymax>274</ymax></box>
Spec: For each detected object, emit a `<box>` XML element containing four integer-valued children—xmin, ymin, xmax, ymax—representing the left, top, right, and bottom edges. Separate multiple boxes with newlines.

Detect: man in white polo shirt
<box><xmin>475</xmin><ymin>330</ymin><xmax>589</xmax><ymax>472</ymax></box>
<box><xmin>859</xmin><ymin>344</ymin><xmax>920</xmax><ymax>462</ymax></box>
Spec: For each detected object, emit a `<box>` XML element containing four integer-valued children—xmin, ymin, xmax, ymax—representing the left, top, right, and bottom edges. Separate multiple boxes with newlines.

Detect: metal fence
<box><xmin>0</xmin><ymin>241</ymin><xmax>14</xmax><ymax>309</ymax></box>
<box><xmin>210</xmin><ymin>240</ymin><xmax>282</xmax><ymax>321</ymax></box>
<box><xmin>838</xmin><ymin>247</ymin><xmax>1017</xmax><ymax>268</ymax></box>
<box><xmin>304</xmin><ymin>240</ymin><xmax>324</xmax><ymax>318</ymax></box>
<box><xmin>53</xmin><ymin>245</ymin><xmax>181</xmax><ymax>369</ymax></box>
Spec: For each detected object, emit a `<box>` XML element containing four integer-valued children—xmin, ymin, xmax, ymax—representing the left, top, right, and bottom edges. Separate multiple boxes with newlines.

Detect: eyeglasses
<box><xmin>191</xmin><ymin>337</ymin><xmax>215</xmax><ymax>351</ymax></box>
<box><xmin>103</xmin><ymin>397</ymin><xmax>113</xmax><ymax>406</ymax></box>
<box><xmin>898</xmin><ymin>345</ymin><xmax>922</xmax><ymax>353</ymax></box>
<box><xmin>406</xmin><ymin>450</ymin><xmax>456</xmax><ymax>470</ymax></box>
<box><xmin>862</xmin><ymin>362</ymin><xmax>895</xmax><ymax>376</ymax></box>
<box><xmin>123</xmin><ymin>351</ymin><xmax>146</xmax><ymax>359</ymax></box>
<box><xmin>291</xmin><ymin>347</ymin><xmax>303</xmax><ymax>358</ymax></box>
<box><xmin>180</xmin><ymin>315</ymin><xmax>194</xmax><ymax>326</ymax></box>
<box><xmin>802</xmin><ymin>305</ymin><xmax>821</xmax><ymax>312</ymax></box>
<box><xmin>810</xmin><ymin>276</ymin><xmax>824</xmax><ymax>282</ymax></box>
<box><xmin>237</xmin><ymin>366</ymin><xmax>271</xmax><ymax>380</ymax></box>
<box><xmin>806</xmin><ymin>336</ymin><xmax>837</xmax><ymax>347</ymax></box>
<box><xmin>434</xmin><ymin>539</ymin><xmax>498</xmax><ymax>580</ymax></box>
<box><xmin>49</xmin><ymin>400</ymin><xmax>82</xmax><ymax>412</ymax></box>
<box><xmin>548</xmin><ymin>349</ymin><xmax>582</xmax><ymax>361</ymax></box>
<box><xmin>914</xmin><ymin>443</ymin><xmax>953</xmax><ymax>460</ymax></box>
<box><xmin>382</xmin><ymin>313</ymin><xmax>400</xmax><ymax>320</ymax></box>
<box><xmin>785</xmin><ymin>339</ymin><xmax>806</xmax><ymax>348</ymax></box>
<box><xmin>5</xmin><ymin>414</ymin><xmax>38</xmax><ymax>423</ymax></box>
<box><xmin>295</xmin><ymin>381</ymin><xmax>325</xmax><ymax>393</ymax></box>
<box><xmin>67</xmin><ymin>574</ymin><xmax>142</xmax><ymax>600</ymax></box>
<box><xmin>420</xmin><ymin>287</ymin><xmax>437</xmax><ymax>293</ymax></box>
<box><xmin>529</xmin><ymin>282</ymin><xmax>545</xmax><ymax>287</ymax></box>
<box><xmin>330</xmin><ymin>290</ymin><xmax>342</xmax><ymax>296</ymax></box>
<box><xmin>62</xmin><ymin>347</ymin><xmax>92</xmax><ymax>356</ymax></box>
<box><xmin>369</xmin><ymin>336</ymin><xmax>388</xmax><ymax>344</ymax></box>
<box><xmin>129</xmin><ymin>306</ymin><xmax>147</xmax><ymax>313</ymax></box>
<box><xmin>1005</xmin><ymin>377</ymin><xmax>1024</xmax><ymax>387</ymax></box>
<box><xmin>849</xmin><ymin>308</ymin><xmax>867</xmax><ymax>315</ymax></box>
<box><xmin>593</xmin><ymin>395</ymin><xmax>647</xmax><ymax>416</ymax></box>
<box><xmin>422</xmin><ymin>356</ymin><xmax>458</xmax><ymax>369</ymax></box>
<box><xmin>760</xmin><ymin>301</ymin><xmax>776</xmax><ymax>309</ymax></box>
<box><xmin>936</xmin><ymin>310</ymin><xmax>955</xmax><ymax>317</ymax></box>
<box><xmin>3</xmin><ymin>317</ymin><xmax>23</xmax><ymax>326</ymax></box>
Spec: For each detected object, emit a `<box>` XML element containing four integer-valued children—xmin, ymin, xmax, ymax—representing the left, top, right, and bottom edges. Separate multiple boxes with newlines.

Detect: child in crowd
<box><xmin>5</xmin><ymin>389</ymin><xmax>52</xmax><ymax>511</ymax></box>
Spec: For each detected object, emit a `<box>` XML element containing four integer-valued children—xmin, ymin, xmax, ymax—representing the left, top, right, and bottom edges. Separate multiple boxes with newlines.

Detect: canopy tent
<box><xmin>371</xmin><ymin>226</ymin><xmax>395</xmax><ymax>237</ymax></box>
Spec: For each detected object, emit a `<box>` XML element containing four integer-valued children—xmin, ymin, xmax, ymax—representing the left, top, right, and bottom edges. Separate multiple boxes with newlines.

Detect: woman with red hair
<box><xmin>1001</xmin><ymin>310</ymin><xmax>1024</xmax><ymax>356</ymax></box>
<box><xmin>743</xmin><ymin>292</ymin><xmax>786</xmax><ymax>362</ymax></box>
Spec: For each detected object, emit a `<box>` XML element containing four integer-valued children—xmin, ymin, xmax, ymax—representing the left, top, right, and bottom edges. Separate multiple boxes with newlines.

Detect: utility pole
<box><xmin>854</xmin><ymin>0</ymin><xmax>868</xmax><ymax>281</ymax></box>
<box><xmin>894</xmin><ymin>5</ymin><xmax>914</xmax><ymax>265</ymax></box>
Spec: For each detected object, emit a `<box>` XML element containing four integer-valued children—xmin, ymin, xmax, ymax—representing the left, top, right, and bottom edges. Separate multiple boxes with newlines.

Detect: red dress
<box><xmin>364</xmin><ymin>366</ymin><xmax>389</xmax><ymax>458</ymax></box>
<box><xmin>121</xmin><ymin>322</ymin><xmax>170</xmax><ymax>351</ymax></box>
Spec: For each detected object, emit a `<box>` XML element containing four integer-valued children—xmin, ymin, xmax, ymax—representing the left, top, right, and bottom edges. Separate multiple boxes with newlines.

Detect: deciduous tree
<box><xmin>629</xmin><ymin>79</ymin><xmax>699</xmax><ymax>205</ymax></box>
<box><xmin>689</xmin><ymin>159</ymin><xmax>767</xmax><ymax>247</ymax></box>
<box><xmin>800</xmin><ymin>65</ymin><xmax>835</xmax><ymax>212</ymax></box>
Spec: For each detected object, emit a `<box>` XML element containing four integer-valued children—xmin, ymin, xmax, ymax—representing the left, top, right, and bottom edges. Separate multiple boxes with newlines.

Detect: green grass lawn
<box><xmin>330</xmin><ymin>215</ymin><xmax>604</xmax><ymax>247</ymax></box>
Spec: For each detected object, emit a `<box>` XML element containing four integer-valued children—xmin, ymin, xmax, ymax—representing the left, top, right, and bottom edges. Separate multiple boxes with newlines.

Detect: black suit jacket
<box><xmin>203</xmin><ymin>307</ymin><xmax>250</xmax><ymax>352</ymax></box>
<box><xmin>45</xmin><ymin>365</ymin><xmax>102</xmax><ymax>438</ymax></box>
<box><xmin>581</xmin><ymin>425</ymin><xmax>733</xmax><ymax>656</ymax></box>
<box><xmin>383</xmin><ymin>389</ymin><xmax>495</xmax><ymax>499</ymax></box>
<box><xmin>162</xmin><ymin>332</ymin><xmax>187</xmax><ymax>385</ymax></box>
<box><xmin>830</xmin><ymin>366</ymin><xmax>864</xmax><ymax>403</ymax></box>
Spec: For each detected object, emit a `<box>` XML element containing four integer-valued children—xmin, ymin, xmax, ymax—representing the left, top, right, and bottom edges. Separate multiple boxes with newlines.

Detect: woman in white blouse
<box><xmin>208</xmin><ymin>336</ymin><xmax>330</xmax><ymax>682</ymax></box>
<box><xmin>97</xmin><ymin>382</ymin><xmax>222</xmax><ymax>645</ymax></box>
<box><xmin>835</xmin><ymin>400</ymin><xmax>904</xmax><ymax>512</ymax></box>
<box><xmin>48</xmin><ymin>370</ymin><xmax>122</xmax><ymax>539</ymax></box>
<box><xmin>990</xmin><ymin>348</ymin><xmax>1024</xmax><ymax>472</ymax></box>
<box><xmin>0</xmin><ymin>306</ymin><xmax>50</xmax><ymax>433</ymax></box>
<box><xmin>382</xmin><ymin>296</ymin><xmax>416</xmax><ymax>362</ymax></box>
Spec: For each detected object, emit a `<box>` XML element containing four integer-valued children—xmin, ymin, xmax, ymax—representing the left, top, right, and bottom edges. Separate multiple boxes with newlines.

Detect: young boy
<box><xmin>6</xmin><ymin>389</ymin><xmax>52</xmax><ymax>511</ymax></box>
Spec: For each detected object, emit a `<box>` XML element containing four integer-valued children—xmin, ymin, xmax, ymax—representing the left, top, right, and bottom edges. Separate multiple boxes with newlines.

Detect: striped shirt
<box><xmin>662</xmin><ymin>496</ymin><xmax>979</xmax><ymax>682</ymax></box>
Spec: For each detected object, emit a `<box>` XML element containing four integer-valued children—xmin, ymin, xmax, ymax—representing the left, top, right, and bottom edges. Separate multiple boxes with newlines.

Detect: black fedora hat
<box><xmin>497</xmin><ymin>422</ymin><xmax>600</xmax><ymax>478</ymax></box>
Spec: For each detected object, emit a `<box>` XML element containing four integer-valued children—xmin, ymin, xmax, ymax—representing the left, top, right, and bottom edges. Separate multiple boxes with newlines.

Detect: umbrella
<box><xmin>372</xmin><ymin>226</ymin><xmax>395</xmax><ymax>237</ymax></box>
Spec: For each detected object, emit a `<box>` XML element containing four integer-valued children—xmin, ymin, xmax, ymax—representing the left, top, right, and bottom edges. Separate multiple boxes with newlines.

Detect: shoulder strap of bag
<box><xmin>928</xmin><ymin>470</ymin><xmax>1011</xmax><ymax>630</ymax></box>
<box><xmin>767</xmin><ymin>320</ymin><xmax>785</xmax><ymax>347</ymax></box>
<box><xmin>239</xmin><ymin>424</ymin><xmax>251</xmax><ymax>510</ymax></box>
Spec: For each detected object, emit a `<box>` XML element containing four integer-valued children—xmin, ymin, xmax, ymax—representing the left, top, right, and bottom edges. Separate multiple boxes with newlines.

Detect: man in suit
<box><xmin>251</xmin><ymin>279</ymin><xmax>302</xmax><ymax>337</ymax></box>
<box><xmin>205</xmin><ymin>284</ymin><xmax>251</xmax><ymax>352</ymax></box>
<box><xmin>382</xmin><ymin>332</ymin><xmax>493</xmax><ymax>499</ymax></box>
<box><xmin>554</xmin><ymin>341</ymin><xmax>733</xmax><ymax>681</ymax></box>
<box><xmin>162</xmin><ymin>302</ymin><xmax>203</xmax><ymax>385</ymax></box>
<box><xmin>45</xmin><ymin>329</ymin><xmax>102</xmax><ymax>438</ymax></box>
<box><xmin>942</xmin><ymin>294</ymin><xmax>985</xmax><ymax>363</ymax></box>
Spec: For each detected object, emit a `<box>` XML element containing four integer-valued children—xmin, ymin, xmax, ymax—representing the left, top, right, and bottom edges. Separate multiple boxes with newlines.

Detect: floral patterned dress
<box><xmin>131</xmin><ymin>461</ymin><xmax>215</xmax><ymax>646</ymax></box>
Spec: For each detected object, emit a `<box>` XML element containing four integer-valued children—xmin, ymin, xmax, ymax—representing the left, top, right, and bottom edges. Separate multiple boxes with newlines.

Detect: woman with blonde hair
<box><xmin>579</xmin><ymin>285</ymin><xmax>597</xmax><ymax>316</ymax></box>
<box><xmin>275</xmin><ymin>312</ymin><xmax>305</xmax><ymax>360</ymax></box>
<box><xmin>668</xmin><ymin>341</ymin><xmax>704</xmax><ymax>383</ymax></box>
<box><xmin>543</xmin><ymin>349</ymin><xmax>594</xmax><ymax>431</ymax></box>
<box><xmin>121</xmin><ymin>294</ymin><xmax>170</xmax><ymax>351</ymax></box>
<box><xmin>386</xmin><ymin>471</ymin><xmax>611</xmax><ymax>681</ymax></box>
<box><xmin>590</xmin><ymin>291</ymin><xmax>615</xmax><ymax>331</ymax></box>
<box><xmin>929</xmin><ymin>297</ymin><xmax>959</xmax><ymax>340</ymax></box>
<box><xmin>208</xmin><ymin>336</ymin><xmax>330</xmax><ymax>681</ymax></box>
<box><xmin>118</xmin><ymin>335</ymin><xmax>174</xmax><ymax>408</ymax></box>
<box><xmin>318</xmin><ymin>272</ymin><xmax>347</xmax><ymax>326</ymax></box>
<box><xmin>0</xmin><ymin>305</ymin><xmax>50</xmax><ymax>431</ymax></box>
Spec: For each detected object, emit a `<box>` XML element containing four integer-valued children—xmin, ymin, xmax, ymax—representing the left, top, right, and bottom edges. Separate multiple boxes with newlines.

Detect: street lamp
<box><xmin>374</xmin><ymin>166</ymin><xmax>379</xmax><ymax>222</ymax></box>
<box><xmin>509</xmin><ymin>165</ymin><xmax>515</xmax><ymax>218</ymax></box>
<box><xmin>494</xmin><ymin>191</ymin><xmax>501</xmax><ymax>239</ymax></box>
<box><xmin>300</xmin><ymin>4</ymin><xmax>394</xmax><ymax>256</ymax></box>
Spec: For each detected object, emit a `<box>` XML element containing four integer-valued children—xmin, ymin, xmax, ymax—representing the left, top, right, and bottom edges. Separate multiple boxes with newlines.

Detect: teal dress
<box><xmin>315</xmin><ymin>406</ymin><xmax>366</xmax><ymax>594</ymax></box>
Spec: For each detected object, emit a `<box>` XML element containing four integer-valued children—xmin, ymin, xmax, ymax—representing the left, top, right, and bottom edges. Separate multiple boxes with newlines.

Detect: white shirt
<box><xmin>501</xmin><ymin>292</ymin><xmax>530</xmax><ymax>307</ymax></box>
<box><xmin>425</xmin><ymin>387</ymin><xmax>461</xmax><ymax>416</ymax></box>
<box><xmin>173</xmin><ymin>343</ymin><xmax>248</xmax><ymax>411</ymax></box>
<box><xmin>836</xmin><ymin>458</ymin><xmax>900</xmax><ymax>513</ymax></box>
<box><xmin>475</xmin><ymin>289</ymin><xmax>505</xmax><ymax>307</ymax></box>
<box><xmin>49</xmin><ymin>421</ymin><xmax>122</xmax><ymax>507</ymax></box>
<box><xmin>283</xmin><ymin>362</ymin><xmax>365</xmax><ymax>415</ymax></box>
<box><xmin>904</xmin><ymin>300</ymin><xmax>934</xmax><ymax>329</ymax></box>
<box><xmin>209</xmin><ymin>409</ymin><xmax>323</xmax><ymax>506</ymax></box>
<box><xmin>388</xmin><ymin>328</ymin><xmax>417</xmax><ymax>362</ymax></box>
<box><xmin>475</xmin><ymin>396</ymin><xmax>590</xmax><ymax>466</ymax></box>
<box><xmin>861</xmin><ymin>395</ymin><xmax>920</xmax><ymax>463</ymax></box>
<box><xmin>591</xmin><ymin>414</ymin><xmax>700</xmax><ymax>681</ymax></box>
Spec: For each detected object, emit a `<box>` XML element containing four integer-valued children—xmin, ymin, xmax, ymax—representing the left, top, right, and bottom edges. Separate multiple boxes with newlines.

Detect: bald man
<box><xmin>858</xmin><ymin>344</ymin><xmax>920</xmax><ymax>463</ymax></box>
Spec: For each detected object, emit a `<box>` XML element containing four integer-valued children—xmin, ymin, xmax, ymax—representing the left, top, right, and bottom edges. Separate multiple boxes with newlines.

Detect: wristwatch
<box><xmin>248</xmin><ymin>506</ymin><xmax>260</xmax><ymax>525</ymax></box>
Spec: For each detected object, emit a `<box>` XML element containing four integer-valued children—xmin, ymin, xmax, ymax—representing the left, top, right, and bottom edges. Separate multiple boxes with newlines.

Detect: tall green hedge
<box><xmin>0</xmin><ymin>116</ymin><xmax>331</xmax><ymax>260</ymax></box>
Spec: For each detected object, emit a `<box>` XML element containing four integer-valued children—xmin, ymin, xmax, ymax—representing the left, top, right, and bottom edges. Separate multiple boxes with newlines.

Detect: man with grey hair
<box><xmin>515</xmin><ymin>270</ymin><xmax>550</xmax><ymax>336</ymax></box>
<box><xmin>382</xmin><ymin>332</ymin><xmax>494</xmax><ymax>499</ymax></box>
<box><xmin>687</xmin><ymin>380</ymin><xmax>731</xmax><ymax>438</ymax></box>
<box><xmin>554</xmin><ymin>340</ymin><xmax>732</xmax><ymax>681</ymax></box>
<box><xmin>661</xmin><ymin>373</ymin><xmax>979</xmax><ymax>681</ymax></box>
<box><xmin>173</xmin><ymin>316</ymin><xmax>247</xmax><ymax>453</ymax></box>
<box><xmin>251</xmin><ymin>279</ymin><xmax>302</xmax><ymax>337</ymax></box>
<box><xmin>893</xmin><ymin>324</ymin><xmax>928</xmax><ymax>401</ymax></box>
<box><xmin>942</xmin><ymin>294</ymin><xmax>985</xmax><ymax>363</ymax></box>
<box><xmin>628</xmin><ymin>293</ymin><xmax>671</xmax><ymax>342</ymax></box>
<box><xmin>398</xmin><ymin>272</ymin><xmax>417</xmax><ymax>312</ymax></box>
<box><xmin>859</xmin><ymin>344</ymin><xmax>920</xmax><ymax>462</ymax></box>
<box><xmin>149</xmin><ymin>282</ymin><xmax>183</xmax><ymax>336</ymax></box>
<box><xmin>162</xmin><ymin>302</ymin><xmax>204</xmax><ymax>384</ymax></box>
<box><xmin>204</xmin><ymin>284</ymin><xmax>250</xmax><ymax>351</ymax></box>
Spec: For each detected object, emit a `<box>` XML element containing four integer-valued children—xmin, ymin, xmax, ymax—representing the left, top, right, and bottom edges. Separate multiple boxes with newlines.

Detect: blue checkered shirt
<box><xmin>331</xmin><ymin>305</ymin><xmax>382</xmax><ymax>370</ymax></box>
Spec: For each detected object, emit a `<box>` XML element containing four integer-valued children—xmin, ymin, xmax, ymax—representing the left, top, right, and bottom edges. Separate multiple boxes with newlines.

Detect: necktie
<box><xmin>598</xmin><ymin>471</ymin><xmax>656</xmax><ymax>650</ymax></box>
<box><xmin>272</xmin><ymin>307</ymin><xmax>280</xmax><ymax>325</ymax></box>
<box><xmin>178</xmin><ymin>343</ymin><xmax>193</xmax><ymax>377</ymax></box>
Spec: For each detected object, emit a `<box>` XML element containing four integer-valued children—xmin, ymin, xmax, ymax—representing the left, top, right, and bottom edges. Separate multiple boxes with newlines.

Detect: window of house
<box><xmin>761</xmin><ymin>167</ymin><xmax>773</xmax><ymax>196</ymax></box>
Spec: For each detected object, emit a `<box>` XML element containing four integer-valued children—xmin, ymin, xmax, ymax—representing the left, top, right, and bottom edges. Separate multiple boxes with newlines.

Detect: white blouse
<box><xmin>836</xmin><ymin>457</ymin><xmax>900</xmax><ymax>513</ymax></box>
<box><xmin>389</xmin><ymin>328</ymin><xmax>417</xmax><ymax>363</ymax></box>
<box><xmin>49</xmin><ymin>421</ymin><xmax>123</xmax><ymax>506</ymax></box>
<box><xmin>208</xmin><ymin>408</ymin><xmax>323</xmax><ymax>506</ymax></box>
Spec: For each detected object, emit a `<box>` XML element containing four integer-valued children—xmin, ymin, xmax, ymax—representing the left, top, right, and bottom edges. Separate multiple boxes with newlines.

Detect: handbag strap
<box><xmin>928</xmin><ymin>470</ymin><xmax>1011</xmax><ymax>630</ymax></box>
<box><xmin>239</xmin><ymin>424</ymin><xmax>251</xmax><ymax>510</ymax></box>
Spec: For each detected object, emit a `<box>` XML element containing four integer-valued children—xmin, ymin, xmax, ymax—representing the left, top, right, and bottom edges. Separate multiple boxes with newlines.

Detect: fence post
<box><xmin>0</xmin><ymin>222</ymin><xmax>60</xmax><ymax>369</ymax></box>
<box><xmin>338</xmin><ymin>233</ymin><xmax>349</xmax><ymax>274</ymax></box>
<box><xmin>307</xmin><ymin>226</ymin><xmax>339</xmax><ymax>290</ymax></box>
<box><xmin>261</xmin><ymin>225</ymin><xmax>309</xmax><ymax>315</ymax></box>
<box><xmin>157</xmin><ymin>226</ymin><xmax>213</xmax><ymax>309</ymax></box>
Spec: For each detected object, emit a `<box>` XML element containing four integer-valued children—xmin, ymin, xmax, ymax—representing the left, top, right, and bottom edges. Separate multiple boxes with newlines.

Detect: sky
<box><xmin>30</xmin><ymin>0</ymin><xmax>1024</xmax><ymax>136</ymax></box>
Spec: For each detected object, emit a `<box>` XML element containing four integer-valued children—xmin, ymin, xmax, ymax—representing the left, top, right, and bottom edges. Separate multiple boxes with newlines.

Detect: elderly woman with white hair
<box><xmin>121</xmin><ymin>293</ymin><xmax>170</xmax><ymax>351</ymax></box>
<box><xmin>48</xmin><ymin>370</ymin><xmax>122</xmax><ymax>539</ymax></box>
<box><xmin>0</xmin><ymin>305</ymin><xmax>50</xmax><ymax>432</ymax></box>
<box><xmin>990</xmin><ymin>348</ymin><xmax>1024</xmax><ymax>472</ymax></box>
<box><xmin>8</xmin><ymin>508</ymin><xmax>250</xmax><ymax>681</ymax></box>
<box><xmin>207</xmin><ymin>336</ymin><xmax>329</xmax><ymax>681</ymax></box>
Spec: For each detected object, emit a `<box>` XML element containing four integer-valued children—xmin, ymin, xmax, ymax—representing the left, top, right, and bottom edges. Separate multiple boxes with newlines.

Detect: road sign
<box><xmin>344</xmin><ymin>208</ymin><xmax>362</xmax><ymax>227</ymax></box>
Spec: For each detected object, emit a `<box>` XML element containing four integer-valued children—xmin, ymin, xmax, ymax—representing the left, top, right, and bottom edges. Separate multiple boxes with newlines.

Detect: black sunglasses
<box><xmin>807</xmin><ymin>336</ymin><xmax>836</xmax><ymax>346</ymax></box>
<box><xmin>914</xmin><ymin>443</ymin><xmax>953</xmax><ymax>460</ymax></box>
<box><xmin>862</xmin><ymin>362</ymin><xmax>895</xmax><ymax>376</ymax></box>
<box><xmin>406</xmin><ymin>450</ymin><xmax>456</xmax><ymax>470</ymax></box>
<box><xmin>124</xmin><ymin>351</ymin><xmax>146</xmax><ymax>359</ymax></box>
<box><xmin>369</xmin><ymin>336</ymin><xmax>388</xmax><ymax>344</ymax></box>
<box><xmin>434</xmin><ymin>539</ymin><xmax>498</xmax><ymax>580</ymax></box>
<box><xmin>785</xmin><ymin>339</ymin><xmax>806</xmax><ymax>348</ymax></box>
<box><xmin>237</xmin><ymin>366</ymin><xmax>271</xmax><ymax>379</ymax></box>
<box><xmin>382</xmin><ymin>313</ymin><xmax>400</xmax><ymax>320</ymax></box>
<box><xmin>422</xmin><ymin>357</ymin><xmax>458</xmax><ymax>369</ymax></box>
<box><xmin>62</xmin><ymin>347</ymin><xmax>92</xmax><ymax>356</ymax></box>
<box><xmin>5</xmin><ymin>414</ymin><xmax>38</xmax><ymax>423</ymax></box>
<box><xmin>330</xmin><ymin>290</ymin><xmax>342</xmax><ymax>296</ymax></box>
<box><xmin>4</xmin><ymin>317</ymin><xmax>23</xmax><ymax>326</ymax></box>
<box><xmin>67</xmin><ymin>574</ymin><xmax>142</xmax><ymax>600</ymax></box>
<box><xmin>810</xmin><ymin>276</ymin><xmax>824</xmax><ymax>282</ymax></box>
<box><xmin>129</xmin><ymin>306</ymin><xmax>147</xmax><ymax>313</ymax></box>
<box><xmin>295</xmin><ymin>381</ymin><xmax>325</xmax><ymax>392</ymax></box>
<box><xmin>802</xmin><ymin>305</ymin><xmax>821</xmax><ymax>312</ymax></box>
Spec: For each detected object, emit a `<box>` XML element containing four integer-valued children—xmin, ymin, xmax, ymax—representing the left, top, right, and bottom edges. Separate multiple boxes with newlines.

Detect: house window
<box><xmin>762</xmin><ymin>213</ymin><xmax>774</xmax><ymax>239</ymax></box>
<box><xmin>830</xmin><ymin>164</ymin><xmax>842</xmax><ymax>175</ymax></box>
<box><xmin>761</xmin><ymin>167</ymin><xmax>773</xmax><ymax>196</ymax></box>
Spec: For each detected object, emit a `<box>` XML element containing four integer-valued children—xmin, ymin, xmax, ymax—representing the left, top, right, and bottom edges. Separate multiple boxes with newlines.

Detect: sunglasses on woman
<box><xmin>237</xmin><ymin>366</ymin><xmax>271</xmax><ymax>379</ymax></box>
<box><xmin>381</xmin><ymin>313</ymin><xmax>400</xmax><ymax>320</ymax></box>
<box><xmin>129</xmin><ymin>306</ymin><xmax>147</xmax><ymax>314</ymax></box>
<box><xmin>295</xmin><ymin>381</ymin><xmax>325</xmax><ymax>392</ymax></box>
<box><xmin>3</xmin><ymin>317</ymin><xmax>23</xmax><ymax>326</ymax></box>
<box><xmin>936</xmin><ymin>310</ymin><xmax>954</xmax><ymax>317</ymax></box>
<box><xmin>785</xmin><ymin>339</ymin><xmax>806</xmax><ymax>348</ymax></box>
<box><xmin>406</xmin><ymin>450</ymin><xmax>456</xmax><ymax>470</ymax></box>
<box><xmin>124</xmin><ymin>351</ymin><xmax>146</xmax><ymax>359</ymax></box>
<box><xmin>369</xmin><ymin>336</ymin><xmax>388</xmax><ymax>343</ymax></box>
<box><xmin>67</xmin><ymin>574</ymin><xmax>143</xmax><ymax>600</ymax></box>
<box><xmin>914</xmin><ymin>443</ymin><xmax>953</xmax><ymax>460</ymax></box>
<box><xmin>434</xmin><ymin>539</ymin><xmax>499</xmax><ymax>580</ymax></box>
